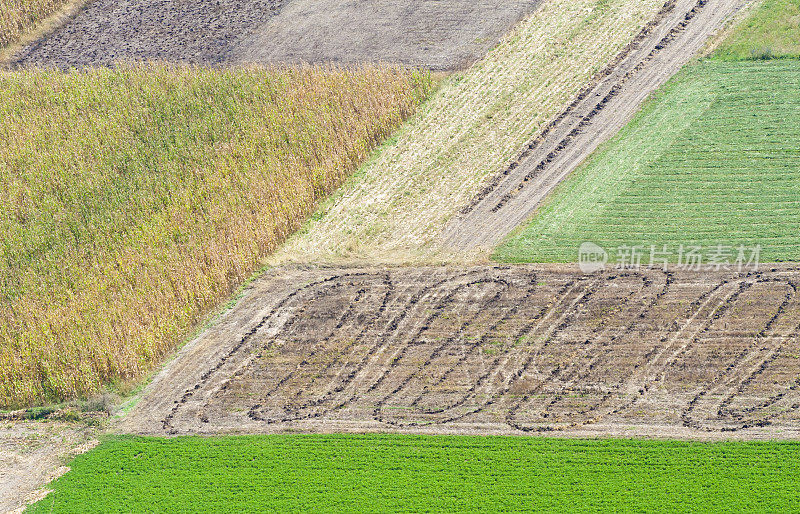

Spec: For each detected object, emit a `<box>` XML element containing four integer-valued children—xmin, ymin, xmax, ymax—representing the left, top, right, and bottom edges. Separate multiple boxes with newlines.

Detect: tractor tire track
<box><xmin>440</xmin><ymin>0</ymin><xmax>752</xmax><ymax>254</ymax></box>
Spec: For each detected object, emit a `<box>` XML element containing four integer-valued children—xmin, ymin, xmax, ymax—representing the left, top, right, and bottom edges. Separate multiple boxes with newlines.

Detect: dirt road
<box><xmin>120</xmin><ymin>264</ymin><xmax>800</xmax><ymax>440</ymax></box>
<box><xmin>9</xmin><ymin>0</ymin><xmax>540</xmax><ymax>70</ymax></box>
<box><xmin>439</xmin><ymin>0</ymin><xmax>752</xmax><ymax>255</ymax></box>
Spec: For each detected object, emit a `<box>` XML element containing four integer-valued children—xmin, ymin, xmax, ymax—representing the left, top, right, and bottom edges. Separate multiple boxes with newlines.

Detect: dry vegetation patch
<box><xmin>0</xmin><ymin>64</ymin><xmax>433</xmax><ymax>407</ymax></box>
<box><xmin>270</xmin><ymin>0</ymin><xmax>666</xmax><ymax>265</ymax></box>
<box><xmin>0</xmin><ymin>0</ymin><xmax>69</xmax><ymax>49</ymax></box>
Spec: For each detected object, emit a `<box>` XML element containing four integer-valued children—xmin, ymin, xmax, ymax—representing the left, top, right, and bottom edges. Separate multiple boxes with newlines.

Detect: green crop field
<box><xmin>714</xmin><ymin>0</ymin><xmax>800</xmax><ymax>61</ymax></box>
<box><xmin>494</xmin><ymin>59</ymin><xmax>800</xmax><ymax>264</ymax></box>
<box><xmin>30</xmin><ymin>434</ymin><xmax>800</xmax><ymax>512</ymax></box>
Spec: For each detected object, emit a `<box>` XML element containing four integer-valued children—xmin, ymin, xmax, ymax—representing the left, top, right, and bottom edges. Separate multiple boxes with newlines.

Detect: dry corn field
<box><xmin>0</xmin><ymin>64</ymin><xmax>433</xmax><ymax>407</ymax></box>
<box><xmin>0</xmin><ymin>0</ymin><xmax>69</xmax><ymax>49</ymax></box>
<box><xmin>124</xmin><ymin>265</ymin><xmax>800</xmax><ymax>439</ymax></box>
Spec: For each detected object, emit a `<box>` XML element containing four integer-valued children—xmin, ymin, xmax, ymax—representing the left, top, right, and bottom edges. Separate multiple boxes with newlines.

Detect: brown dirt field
<box><xmin>120</xmin><ymin>264</ymin><xmax>800</xmax><ymax>440</ymax></box>
<box><xmin>8</xmin><ymin>0</ymin><xmax>541</xmax><ymax>70</ymax></box>
<box><xmin>440</xmin><ymin>0</ymin><xmax>754</xmax><ymax>256</ymax></box>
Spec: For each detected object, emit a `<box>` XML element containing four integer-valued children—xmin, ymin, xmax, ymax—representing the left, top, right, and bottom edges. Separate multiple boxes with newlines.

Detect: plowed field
<box><xmin>123</xmin><ymin>265</ymin><xmax>800</xmax><ymax>439</ymax></box>
<box><xmin>9</xmin><ymin>0</ymin><xmax>541</xmax><ymax>70</ymax></box>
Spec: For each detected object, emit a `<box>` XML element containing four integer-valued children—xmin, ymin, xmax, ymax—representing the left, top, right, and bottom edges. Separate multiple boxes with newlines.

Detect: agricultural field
<box><xmin>0</xmin><ymin>65</ymin><xmax>432</xmax><ymax>407</ymax></box>
<box><xmin>5</xmin><ymin>0</ymin><xmax>800</xmax><ymax>511</ymax></box>
<box><xmin>31</xmin><ymin>435</ymin><xmax>800</xmax><ymax>512</ymax></box>
<box><xmin>123</xmin><ymin>265</ymin><xmax>800</xmax><ymax>439</ymax></box>
<box><xmin>270</xmin><ymin>0</ymin><xmax>670</xmax><ymax>264</ymax></box>
<box><xmin>0</xmin><ymin>420</ymin><xmax>95</xmax><ymax>510</ymax></box>
<box><xmin>0</xmin><ymin>0</ymin><xmax>69</xmax><ymax>49</ymax></box>
<box><xmin>8</xmin><ymin>0</ymin><xmax>541</xmax><ymax>70</ymax></box>
<box><xmin>494</xmin><ymin>60</ymin><xmax>800</xmax><ymax>264</ymax></box>
<box><xmin>714</xmin><ymin>0</ymin><xmax>800</xmax><ymax>60</ymax></box>
<box><xmin>439</xmin><ymin>0</ymin><xmax>751</xmax><ymax>255</ymax></box>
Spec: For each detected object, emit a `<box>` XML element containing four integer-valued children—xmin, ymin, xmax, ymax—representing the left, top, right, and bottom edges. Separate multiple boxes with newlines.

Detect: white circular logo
<box><xmin>578</xmin><ymin>242</ymin><xmax>608</xmax><ymax>273</ymax></box>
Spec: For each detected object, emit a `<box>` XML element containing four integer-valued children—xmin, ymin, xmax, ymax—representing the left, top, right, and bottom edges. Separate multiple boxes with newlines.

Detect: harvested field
<box><xmin>122</xmin><ymin>265</ymin><xmax>800</xmax><ymax>439</ymax></box>
<box><xmin>271</xmin><ymin>0</ymin><xmax>749</xmax><ymax>265</ymax></box>
<box><xmin>441</xmin><ymin>0</ymin><xmax>753</xmax><ymax>254</ymax></box>
<box><xmin>9</xmin><ymin>0</ymin><xmax>541</xmax><ymax>70</ymax></box>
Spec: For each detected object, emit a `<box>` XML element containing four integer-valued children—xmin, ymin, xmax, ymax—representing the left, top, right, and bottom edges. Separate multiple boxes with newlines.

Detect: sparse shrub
<box><xmin>749</xmin><ymin>46</ymin><xmax>775</xmax><ymax>60</ymax></box>
<box><xmin>81</xmin><ymin>392</ymin><xmax>119</xmax><ymax>415</ymax></box>
<box><xmin>24</xmin><ymin>405</ymin><xmax>56</xmax><ymax>419</ymax></box>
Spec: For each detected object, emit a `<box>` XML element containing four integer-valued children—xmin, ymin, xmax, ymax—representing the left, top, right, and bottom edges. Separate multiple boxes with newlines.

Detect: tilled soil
<box><xmin>121</xmin><ymin>264</ymin><xmax>800</xmax><ymax>440</ymax></box>
<box><xmin>9</xmin><ymin>0</ymin><xmax>541</xmax><ymax>70</ymax></box>
<box><xmin>10</xmin><ymin>0</ymin><xmax>285</xmax><ymax>67</ymax></box>
<box><xmin>439</xmin><ymin>0</ymin><xmax>753</xmax><ymax>255</ymax></box>
<box><xmin>234</xmin><ymin>0</ymin><xmax>540</xmax><ymax>70</ymax></box>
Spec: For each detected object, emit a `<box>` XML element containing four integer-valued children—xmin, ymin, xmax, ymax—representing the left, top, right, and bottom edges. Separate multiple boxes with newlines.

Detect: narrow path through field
<box><xmin>440</xmin><ymin>0</ymin><xmax>752</xmax><ymax>255</ymax></box>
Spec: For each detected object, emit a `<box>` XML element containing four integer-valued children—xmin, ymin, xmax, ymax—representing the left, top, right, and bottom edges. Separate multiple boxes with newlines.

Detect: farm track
<box><xmin>121</xmin><ymin>265</ymin><xmax>800</xmax><ymax>440</ymax></box>
<box><xmin>440</xmin><ymin>0</ymin><xmax>752</xmax><ymax>254</ymax></box>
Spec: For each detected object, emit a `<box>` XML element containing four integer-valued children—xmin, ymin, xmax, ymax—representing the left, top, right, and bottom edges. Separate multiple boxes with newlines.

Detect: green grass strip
<box><xmin>494</xmin><ymin>60</ymin><xmax>800</xmax><ymax>264</ymax></box>
<box><xmin>31</xmin><ymin>434</ymin><xmax>800</xmax><ymax>512</ymax></box>
<box><xmin>713</xmin><ymin>0</ymin><xmax>800</xmax><ymax>61</ymax></box>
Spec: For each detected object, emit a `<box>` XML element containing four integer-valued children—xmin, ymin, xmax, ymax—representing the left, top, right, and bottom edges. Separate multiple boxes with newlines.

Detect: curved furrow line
<box><xmin>681</xmin><ymin>279</ymin><xmax>800</xmax><ymax>431</ymax></box>
<box><xmin>249</xmin><ymin>268</ymin><xmax>501</xmax><ymax>424</ymax></box>
<box><xmin>609</xmin><ymin>275</ymin><xmax>760</xmax><ymax>420</ymax></box>
<box><xmin>161</xmin><ymin>271</ymin><xmax>377</xmax><ymax>432</ymax></box>
<box><xmin>372</xmin><ymin>278</ymin><xmax>512</xmax><ymax>427</ymax></box>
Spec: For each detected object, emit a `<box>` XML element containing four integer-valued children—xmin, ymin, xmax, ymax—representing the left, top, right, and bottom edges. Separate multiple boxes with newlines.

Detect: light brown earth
<box><xmin>121</xmin><ymin>264</ymin><xmax>800</xmax><ymax>440</ymax></box>
<box><xmin>235</xmin><ymin>0</ymin><xmax>541</xmax><ymax>70</ymax></box>
<box><xmin>0</xmin><ymin>421</ymin><xmax>96</xmax><ymax>513</ymax></box>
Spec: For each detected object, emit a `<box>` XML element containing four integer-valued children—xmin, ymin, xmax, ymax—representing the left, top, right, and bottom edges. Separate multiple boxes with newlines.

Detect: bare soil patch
<box><xmin>121</xmin><ymin>264</ymin><xmax>800</xmax><ymax>440</ymax></box>
<box><xmin>234</xmin><ymin>0</ymin><xmax>540</xmax><ymax>70</ymax></box>
<box><xmin>9</xmin><ymin>0</ymin><xmax>284</xmax><ymax>67</ymax></box>
<box><xmin>0</xmin><ymin>421</ymin><xmax>96</xmax><ymax>513</ymax></box>
<box><xmin>9</xmin><ymin>0</ymin><xmax>540</xmax><ymax>70</ymax></box>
